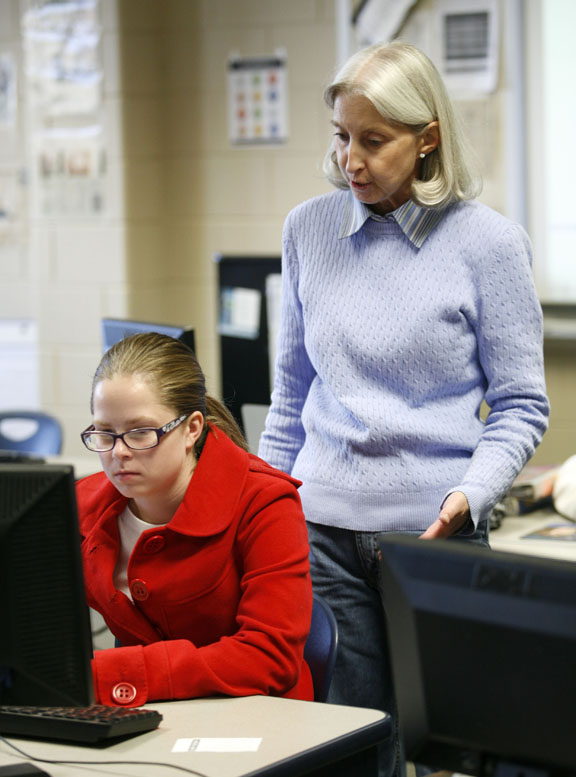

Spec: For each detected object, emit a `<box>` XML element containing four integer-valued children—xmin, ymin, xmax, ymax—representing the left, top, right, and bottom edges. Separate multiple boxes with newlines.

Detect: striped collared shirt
<box><xmin>338</xmin><ymin>192</ymin><xmax>446</xmax><ymax>248</ymax></box>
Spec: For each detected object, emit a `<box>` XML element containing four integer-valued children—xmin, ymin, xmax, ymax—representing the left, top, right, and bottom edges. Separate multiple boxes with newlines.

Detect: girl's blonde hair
<box><xmin>323</xmin><ymin>41</ymin><xmax>482</xmax><ymax>208</ymax></box>
<box><xmin>91</xmin><ymin>332</ymin><xmax>248</xmax><ymax>455</ymax></box>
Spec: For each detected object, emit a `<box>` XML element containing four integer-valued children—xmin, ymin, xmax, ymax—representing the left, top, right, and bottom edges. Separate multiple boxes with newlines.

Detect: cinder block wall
<box><xmin>0</xmin><ymin>0</ymin><xmax>572</xmax><ymax>465</ymax></box>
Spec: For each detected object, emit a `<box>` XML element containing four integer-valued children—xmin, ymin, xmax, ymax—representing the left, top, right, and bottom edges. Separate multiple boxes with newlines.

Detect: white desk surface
<box><xmin>490</xmin><ymin>508</ymin><xmax>576</xmax><ymax>561</ymax></box>
<box><xmin>0</xmin><ymin>696</ymin><xmax>389</xmax><ymax>777</ymax></box>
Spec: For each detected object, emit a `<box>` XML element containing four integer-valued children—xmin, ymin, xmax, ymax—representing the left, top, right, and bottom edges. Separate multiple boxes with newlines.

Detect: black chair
<box><xmin>304</xmin><ymin>594</ymin><xmax>339</xmax><ymax>702</ymax></box>
<box><xmin>0</xmin><ymin>410</ymin><xmax>63</xmax><ymax>456</ymax></box>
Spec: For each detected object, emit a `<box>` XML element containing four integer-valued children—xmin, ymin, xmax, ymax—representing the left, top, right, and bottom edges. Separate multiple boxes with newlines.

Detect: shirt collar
<box><xmin>338</xmin><ymin>192</ymin><xmax>445</xmax><ymax>248</ymax></box>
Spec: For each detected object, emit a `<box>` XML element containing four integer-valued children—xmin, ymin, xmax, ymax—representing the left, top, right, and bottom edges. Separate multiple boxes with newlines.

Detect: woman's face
<box><xmin>92</xmin><ymin>374</ymin><xmax>202</xmax><ymax>519</ymax></box>
<box><xmin>332</xmin><ymin>93</ymin><xmax>437</xmax><ymax>215</ymax></box>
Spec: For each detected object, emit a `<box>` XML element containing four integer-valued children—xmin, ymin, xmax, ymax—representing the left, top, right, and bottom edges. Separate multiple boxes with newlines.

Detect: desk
<box><xmin>490</xmin><ymin>508</ymin><xmax>576</xmax><ymax>561</ymax></box>
<box><xmin>0</xmin><ymin>696</ymin><xmax>390</xmax><ymax>777</ymax></box>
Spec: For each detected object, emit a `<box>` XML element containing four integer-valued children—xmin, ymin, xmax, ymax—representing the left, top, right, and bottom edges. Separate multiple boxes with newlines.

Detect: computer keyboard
<box><xmin>0</xmin><ymin>705</ymin><xmax>162</xmax><ymax>744</ymax></box>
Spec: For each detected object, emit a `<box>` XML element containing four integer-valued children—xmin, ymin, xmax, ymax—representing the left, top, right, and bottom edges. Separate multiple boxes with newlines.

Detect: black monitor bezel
<box><xmin>378</xmin><ymin>534</ymin><xmax>576</xmax><ymax>777</ymax></box>
<box><xmin>0</xmin><ymin>463</ymin><xmax>94</xmax><ymax>707</ymax></box>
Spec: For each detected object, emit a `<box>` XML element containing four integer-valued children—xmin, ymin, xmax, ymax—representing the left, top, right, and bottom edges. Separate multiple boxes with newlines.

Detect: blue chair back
<box><xmin>304</xmin><ymin>593</ymin><xmax>339</xmax><ymax>702</ymax></box>
<box><xmin>0</xmin><ymin>410</ymin><xmax>63</xmax><ymax>455</ymax></box>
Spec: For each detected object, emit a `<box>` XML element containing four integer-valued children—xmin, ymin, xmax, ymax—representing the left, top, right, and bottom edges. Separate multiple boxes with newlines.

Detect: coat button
<box><xmin>111</xmin><ymin>682</ymin><xmax>137</xmax><ymax>705</ymax></box>
<box><xmin>143</xmin><ymin>535</ymin><xmax>165</xmax><ymax>554</ymax></box>
<box><xmin>130</xmin><ymin>579</ymin><xmax>149</xmax><ymax>601</ymax></box>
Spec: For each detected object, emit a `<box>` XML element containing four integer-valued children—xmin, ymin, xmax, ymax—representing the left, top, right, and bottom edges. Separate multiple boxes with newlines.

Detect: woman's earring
<box><xmin>419</xmin><ymin>153</ymin><xmax>426</xmax><ymax>159</ymax></box>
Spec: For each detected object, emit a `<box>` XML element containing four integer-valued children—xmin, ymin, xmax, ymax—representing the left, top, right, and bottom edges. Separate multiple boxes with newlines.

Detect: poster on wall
<box><xmin>0</xmin><ymin>168</ymin><xmax>26</xmax><ymax>248</ymax></box>
<box><xmin>22</xmin><ymin>0</ymin><xmax>107</xmax><ymax>218</ymax></box>
<box><xmin>0</xmin><ymin>319</ymin><xmax>39</xmax><ymax>410</ymax></box>
<box><xmin>33</xmin><ymin>128</ymin><xmax>106</xmax><ymax>217</ymax></box>
<box><xmin>0</xmin><ymin>52</ymin><xmax>17</xmax><ymax>129</ymax></box>
<box><xmin>227</xmin><ymin>50</ymin><xmax>288</xmax><ymax>146</ymax></box>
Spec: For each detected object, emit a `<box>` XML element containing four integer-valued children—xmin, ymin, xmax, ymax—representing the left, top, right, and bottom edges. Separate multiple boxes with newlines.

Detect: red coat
<box><xmin>76</xmin><ymin>427</ymin><xmax>314</xmax><ymax>707</ymax></box>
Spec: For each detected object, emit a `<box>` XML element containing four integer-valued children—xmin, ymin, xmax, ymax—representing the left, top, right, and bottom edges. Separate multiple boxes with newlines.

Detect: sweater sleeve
<box><xmin>258</xmin><ymin>213</ymin><xmax>317</xmax><ymax>474</ymax></box>
<box><xmin>449</xmin><ymin>223</ymin><xmax>550</xmax><ymax>524</ymax></box>
<box><xmin>90</xmin><ymin>484</ymin><xmax>314</xmax><ymax>706</ymax></box>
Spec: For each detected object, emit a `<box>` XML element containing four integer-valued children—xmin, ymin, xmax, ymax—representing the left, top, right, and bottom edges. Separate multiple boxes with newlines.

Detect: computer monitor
<box><xmin>101</xmin><ymin>318</ymin><xmax>195</xmax><ymax>354</ymax></box>
<box><xmin>377</xmin><ymin>534</ymin><xmax>576</xmax><ymax>777</ymax></box>
<box><xmin>0</xmin><ymin>463</ymin><xmax>94</xmax><ymax>706</ymax></box>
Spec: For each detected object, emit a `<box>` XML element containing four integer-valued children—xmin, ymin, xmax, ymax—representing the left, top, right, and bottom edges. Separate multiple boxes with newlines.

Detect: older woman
<box><xmin>258</xmin><ymin>41</ymin><xmax>549</xmax><ymax>777</ymax></box>
<box><xmin>77</xmin><ymin>332</ymin><xmax>313</xmax><ymax>708</ymax></box>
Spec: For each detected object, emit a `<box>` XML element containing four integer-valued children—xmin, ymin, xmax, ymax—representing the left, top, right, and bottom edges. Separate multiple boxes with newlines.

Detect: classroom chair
<box><xmin>0</xmin><ymin>410</ymin><xmax>63</xmax><ymax>456</ymax></box>
<box><xmin>304</xmin><ymin>593</ymin><xmax>339</xmax><ymax>703</ymax></box>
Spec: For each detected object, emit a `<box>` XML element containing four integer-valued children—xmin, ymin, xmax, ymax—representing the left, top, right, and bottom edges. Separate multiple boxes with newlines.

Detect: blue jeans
<box><xmin>306</xmin><ymin>521</ymin><xmax>489</xmax><ymax>777</ymax></box>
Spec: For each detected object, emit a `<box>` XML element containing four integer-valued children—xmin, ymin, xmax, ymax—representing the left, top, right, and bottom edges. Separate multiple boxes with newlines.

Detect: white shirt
<box><xmin>114</xmin><ymin>505</ymin><xmax>169</xmax><ymax>600</ymax></box>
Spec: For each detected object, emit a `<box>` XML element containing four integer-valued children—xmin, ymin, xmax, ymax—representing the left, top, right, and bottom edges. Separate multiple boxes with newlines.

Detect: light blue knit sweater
<box><xmin>258</xmin><ymin>191</ymin><xmax>550</xmax><ymax>532</ymax></box>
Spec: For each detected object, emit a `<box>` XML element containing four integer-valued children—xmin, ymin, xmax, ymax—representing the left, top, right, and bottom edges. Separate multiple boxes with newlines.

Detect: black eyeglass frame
<box><xmin>80</xmin><ymin>414</ymin><xmax>189</xmax><ymax>452</ymax></box>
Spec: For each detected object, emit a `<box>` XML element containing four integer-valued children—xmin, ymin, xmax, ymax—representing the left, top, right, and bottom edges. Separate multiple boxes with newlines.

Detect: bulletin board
<box><xmin>22</xmin><ymin>0</ymin><xmax>107</xmax><ymax>218</ymax></box>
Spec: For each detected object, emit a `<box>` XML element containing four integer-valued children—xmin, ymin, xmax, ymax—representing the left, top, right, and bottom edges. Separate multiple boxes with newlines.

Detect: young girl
<box><xmin>77</xmin><ymin>332</ymin><xmax>313</xmax><ymax>707</ymax></box>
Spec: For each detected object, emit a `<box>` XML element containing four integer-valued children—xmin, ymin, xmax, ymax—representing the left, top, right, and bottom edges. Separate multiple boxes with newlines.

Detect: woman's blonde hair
<box><xmin>91</xmin><ymin>332</ymin><xmax>248</xmax><ymax>455</ymax></box>
<box><xmin>323</xmin><ymin>41</ymin><xmax>482</xmax><ymax>208</ymax></box>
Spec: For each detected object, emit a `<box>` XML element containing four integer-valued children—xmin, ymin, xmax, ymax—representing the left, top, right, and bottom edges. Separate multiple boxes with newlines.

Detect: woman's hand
<box><xmin>420</xmin><ymin>491</ymin><xmax>471</xmax><ymax>539</ymax></box>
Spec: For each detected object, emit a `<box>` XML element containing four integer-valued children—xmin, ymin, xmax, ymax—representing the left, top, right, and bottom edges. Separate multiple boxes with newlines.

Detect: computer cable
<box><xmin>0</xmin><ymin>736</ymin><xmax>212</xmax><ymax>777</ymax></box>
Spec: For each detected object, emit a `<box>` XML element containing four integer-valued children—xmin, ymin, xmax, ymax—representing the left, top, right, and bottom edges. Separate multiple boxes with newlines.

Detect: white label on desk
<box><xmin>173</xmin><ymin>737</ymin><xmax>262</xmax><ymax>753</ymax></box>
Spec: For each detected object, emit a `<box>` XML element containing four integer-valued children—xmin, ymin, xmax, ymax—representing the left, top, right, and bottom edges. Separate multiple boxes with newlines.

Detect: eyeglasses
<box><xmin>81</xmin><ymin>414</ymin><xmax>189</xmax><ymax>452</ymax></box>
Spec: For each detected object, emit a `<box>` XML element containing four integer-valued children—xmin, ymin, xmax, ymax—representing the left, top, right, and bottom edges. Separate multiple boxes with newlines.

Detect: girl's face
<box><xmin>92</xmin><ymin>374</ymin><xmax>202</xmax><ymax>520</ymax></box>
<box><xmin>332</xmin><ymin>93</ymin><xmax>438</xmax><ymax>215</ymax></box>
